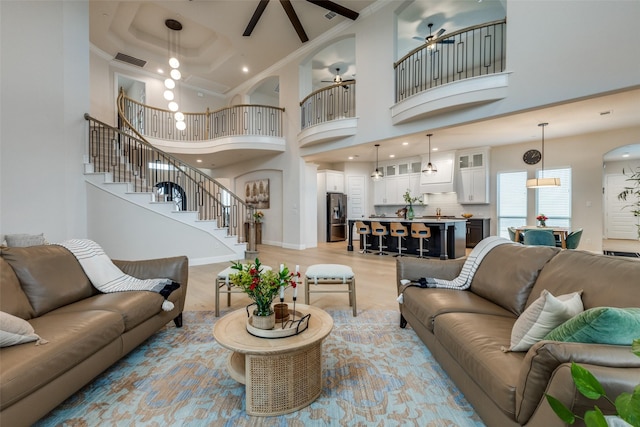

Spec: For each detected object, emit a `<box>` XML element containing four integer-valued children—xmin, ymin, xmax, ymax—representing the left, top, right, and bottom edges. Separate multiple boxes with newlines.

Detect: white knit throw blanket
<box><xmin>397</xmin><ymin>236</ymin><xmax>511</xmax><ymax>303</ymax></box>
<box><xmin>59</xmin><ymin>239</ymin><xmax>175</xmax><ymax>311</ymax></box>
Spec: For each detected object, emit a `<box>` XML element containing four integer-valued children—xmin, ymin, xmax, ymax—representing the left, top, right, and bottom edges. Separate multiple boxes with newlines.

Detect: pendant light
<box><xmin>526</xmin><ymin>123</ymin><xmax>561</xmax><ymax>188</ymax></box>
<box><xmin>371</xmin><ymin>144</ymin><xmax>384</xmax><ymax>181</ymax></box>
<box><xmin>422</xmin><ymin>133</ymin><xmax>438</xmax><ymax>174</ymax></box>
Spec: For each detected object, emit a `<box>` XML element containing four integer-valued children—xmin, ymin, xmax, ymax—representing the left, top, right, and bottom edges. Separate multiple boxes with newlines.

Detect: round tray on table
<box><xmin>246</xmin><ymin>310</ymin><xmax>310</xmax><ymax>338</ymax></box>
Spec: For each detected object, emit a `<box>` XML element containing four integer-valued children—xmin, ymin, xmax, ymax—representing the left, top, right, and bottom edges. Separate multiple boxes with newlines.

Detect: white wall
<box><xmin>1</xmin><ymin>1</ymin><xmax>89</xmax><ymax>243</ymax></box>
<box><xmin>86</xmin><ymin>185</ymin><xmax>232</xmax><ymax>264</ymax></box>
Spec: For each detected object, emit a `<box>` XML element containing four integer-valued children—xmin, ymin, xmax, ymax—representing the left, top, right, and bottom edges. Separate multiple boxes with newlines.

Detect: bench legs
<box><xmin>304</xmin><ymin>277</ymin><xmax>357</xmax><ymax>316</ymax></box>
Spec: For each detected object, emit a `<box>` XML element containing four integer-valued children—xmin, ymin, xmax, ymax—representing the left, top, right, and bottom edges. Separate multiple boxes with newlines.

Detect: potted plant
<box><xmin>229</xmin><ymin>259</ymin><xmax>298</xmax><ymax>329</ymax></box>
<box><xmin>403</xmin><ymin>190</ymin><xmax>423</xmax><ymax>220</ymax></box>
<box><xmin>545</xmin><ymin>339</ymin><xmax>640</xmax><ymax>427</ymax></box>
<box><xmin>617</xmin><ymin>166</ymin><xmax>640</xmax><ymax>239</ymax></box>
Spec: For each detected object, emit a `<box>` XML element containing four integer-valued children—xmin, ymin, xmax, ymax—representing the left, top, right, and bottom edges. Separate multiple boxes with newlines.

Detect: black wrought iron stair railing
<box><xmin>84</xmin><ymin>113</ymin><xmax>252</xmax><ymax>243</ymax></box>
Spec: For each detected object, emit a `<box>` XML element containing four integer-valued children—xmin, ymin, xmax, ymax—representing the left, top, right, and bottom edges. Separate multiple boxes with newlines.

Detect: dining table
<box><xmin>514</xmin><ymin>226</ymin><xmax>571</xmax><ymax>248</ymax></box>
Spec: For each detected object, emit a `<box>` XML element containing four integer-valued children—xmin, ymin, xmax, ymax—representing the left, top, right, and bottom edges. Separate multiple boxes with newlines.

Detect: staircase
<box><xmin>83</xmin><ymin>114</ymin><xmax>251</xmax><ymax>264</ymax></box>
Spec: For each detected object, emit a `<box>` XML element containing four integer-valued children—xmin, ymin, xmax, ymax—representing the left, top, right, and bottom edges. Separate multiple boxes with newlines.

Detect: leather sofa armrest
<box><xmin>515</xmin><ymin>340</ymin><xmax>640</xmax><ymax>424</ymax></box>
<box><xmin>113</xmin><ymin>255</ymin><xmax>188</xmax><ymax>306</ymax></box>
<box><xmin>396</xmin><ymin>256</ymin><xmax>466</xmax><ymax>293</ymax></box>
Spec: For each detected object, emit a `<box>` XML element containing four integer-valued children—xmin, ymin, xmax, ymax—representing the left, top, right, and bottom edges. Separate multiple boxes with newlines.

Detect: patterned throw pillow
<box><xmin>503</xmin><ymin>289</ymin><xmax>583</xmax><ymax>352</ymax></box>
<box><xmin>4</xmin><ymin>233</ymin><xmax>46</xmax><ymax>247</ymax></box>
<box><xmin>0</xmin><ymin>311</ymin><xmax>47</xmax><ymax>347</ymax></box>
<box><xmin>544</xmin><ymin>307</ymin><xmax>640</xmax><ymax>345</ymax></box>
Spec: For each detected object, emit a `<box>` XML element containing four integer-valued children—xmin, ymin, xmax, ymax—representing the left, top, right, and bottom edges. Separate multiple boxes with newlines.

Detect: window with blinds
<box><xmin>536</xmin><ymin>168</ymin><xmax>572</xmax><ymax>227</ymax></box>
<box><xmin>498</xmin><ymin>171</ymin><xmax>527</xmax><ymax>239</ymax></box>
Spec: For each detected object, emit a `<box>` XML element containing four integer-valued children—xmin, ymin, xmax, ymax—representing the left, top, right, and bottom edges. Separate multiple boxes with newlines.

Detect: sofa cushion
<box><xmin>0</xmin><ymin>245</ymin><xmax>95</xmax><ymax>316</ymax></box>
<box><xmin>0</xmin><ymin>257</ymin><xmax>35</xmax><ymax>320</ymax></box>
<box><xmin>505</xmin><ymin>290</ymin><xmax>583</xmax><ymax>352</ymax></box>
<box><xmin>528</xmin><ymin>250</ymin><xmax>640</xmax><ymax>310</ymax></box>
<box><xmin>402</xmin><ymin>286</ymin><xmax>515</xmax><ymax>332</ymax></box>
<box><xmin>50</xmin><ymin>290</ymin><xmax>177</xmax><ymax>331</ymax></box>
<box><xmin>470</xmin><ymin>245</ymin><xmax>560</xmax><ymax>316</ymax></box>
<box><xmin>433</xmin><ymin>312</ymin><xmax>524</xmax><ymax>418</ymax></box>
<box><xmin>544</xmin><ymin>307</ymin><xmax>640</xmax><ymax>345</ymax></box>
<box><xmin>0</xmin><ymin>310</ymin><xmax>123</xmax><ymax>410</ymax></box>
<box><xmin>0</xmin><ymin>311</ymin><xmax>46</xmax><ymax>347</ymax></box>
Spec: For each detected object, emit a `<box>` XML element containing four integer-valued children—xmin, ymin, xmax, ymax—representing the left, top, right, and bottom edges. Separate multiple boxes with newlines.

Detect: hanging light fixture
<box><xmin>526</xmin><ymin>123</ymin><xmax>561</xmax><ymax>188</ymax></box>
<box><xmin>422</xmin><ymin>133</ymin><xmax>438</xmax><ymax>174</ymax></box>
<box><xmin>165</xmin><ymin>19</ymin><xmax>185</xmax><ymax>131</ymax></box>
<box><xmin>371</xmin><ymin>144</ymin><xmax>384</xmax><ymax>181</ymax></box>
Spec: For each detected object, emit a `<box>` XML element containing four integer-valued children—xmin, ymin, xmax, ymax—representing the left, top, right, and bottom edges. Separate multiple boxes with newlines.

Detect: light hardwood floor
<box><xmin>185</xmin><ymin>242</ymin><xmax>402</xmax><ymax>314</ymax></box>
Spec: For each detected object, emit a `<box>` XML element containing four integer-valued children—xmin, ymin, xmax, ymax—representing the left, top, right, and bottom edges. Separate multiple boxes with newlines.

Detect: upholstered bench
<box><xmin>215</xmin><ymin>264</ymin><xmax>272</xmax><ymax>316</ymax></box>
<box><xmin>304</xmin><ymin>264</ymin><xmax>356</xmax><ymax>316</ymax></box>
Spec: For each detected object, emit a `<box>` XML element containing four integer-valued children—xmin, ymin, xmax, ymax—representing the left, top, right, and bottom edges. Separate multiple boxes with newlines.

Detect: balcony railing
<box><xmin>300</xmin><ymin>82</ymin><xmax>356</xmax><ymax>130</ymax></box>
<box><xmin>85</xmin><ymin>113</ymin><xmax>254</xmax><ymax>243</ymax></box>
<box><xmin>118</xmin><ymin>90</ymin><xmax>285</xmax><ymax>141</ymax></box>
<box><xmin>394</xmin><ymin>19</ymin><xmax>506</xmax><ymax>103</ymax></box>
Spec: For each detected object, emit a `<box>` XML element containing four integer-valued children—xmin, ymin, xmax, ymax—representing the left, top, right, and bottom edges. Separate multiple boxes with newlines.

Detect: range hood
<box><xmin>419</xmin><ymin>151</ymin><xmax>456</xmax><ymax>194</ymax></box>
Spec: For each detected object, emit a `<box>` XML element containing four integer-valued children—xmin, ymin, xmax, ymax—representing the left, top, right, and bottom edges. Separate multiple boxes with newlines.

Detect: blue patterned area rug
<box><xmin>35</xmin><ymin>310</ymin><xmax>484</xmax><ymax>427</ymax></box>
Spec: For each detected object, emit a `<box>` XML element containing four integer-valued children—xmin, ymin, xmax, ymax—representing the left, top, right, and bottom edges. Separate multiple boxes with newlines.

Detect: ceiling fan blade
<box><xmin>243</xmin><ymin>0</ymin><xmax>270</xmax><ymax>37</ymax></box>
<box><xmin>437</xmin><ymin>39</ymin><xmax>455</xmax><ymax>44</ymax></box>
<box><xmin>306</xmin><ymin>0</ymin><xmax>359</xmax><ymax>20</ymax></box>
<box><xmin>279</xmin><ymin>0</ymin><xmax>309</xmax><ymax>42</ymax></box>
<box><xmin>436</xmin><ymin>28</ymin><xmax>446</xmax><ymax>37</ymax></box>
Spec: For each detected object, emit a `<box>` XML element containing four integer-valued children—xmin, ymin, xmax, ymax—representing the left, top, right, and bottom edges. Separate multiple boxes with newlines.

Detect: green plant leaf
<box><xmin>616</xmin><ymin>385</ymin><xmax>640</xmax><ymax>427</ymax></box>
<box><xmin>571</xmin><ymin>362</ymin><xmax>606</xmax><ymax>400</ymax></box>
<box><xmin>632</xmin><ymin>339</ymin><xmax>640</xmax><ymax>358</ymax></box>
<box><xmin>545</xmin><ymin>394</ymin><xmax>576</xmax><ymax>424</ymax></box>
<box><xmin>584</xmin><ymin>407</ymin><xmax>608</xmax><ymax>427</ymax></box>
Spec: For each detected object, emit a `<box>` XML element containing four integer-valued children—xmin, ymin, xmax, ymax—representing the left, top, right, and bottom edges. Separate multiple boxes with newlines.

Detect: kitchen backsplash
<box><xmin>374</xmin><ymin>192</ymin><xmax>492</xmax><ymax>218</ymax></box>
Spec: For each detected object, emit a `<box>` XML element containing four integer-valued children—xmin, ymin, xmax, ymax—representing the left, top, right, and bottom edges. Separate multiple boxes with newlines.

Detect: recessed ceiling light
<box><xmin>242</xmin><ymin>66</ymin><xmax>249</xmax><ymax>73</ymax></box>
<box><xmin>389</xmin><ymin>154</ymin><xmax>395</xmax><ymax>158</ymax></box>
<box><xmin>196</xmin><ymin>159</ymin><xmax>202</xmax><ymax>163</ymax></box>
<box><xmin>402</xmin><ymin>142</ymin><xmax>409</xmax><ymax>146</ymax></box>
<box><xmin>158</xmin><ymin>69</ymin><xmax>164</xmax><ymax>74</ymax></box>
<box><xmin>622</xmin><ymin>153</ymin><xmax>630</xmax><ymax>158</ymax></box>
<box><xmin>432</xmin><ymin>147</ymin><xmax>439</xmax><ymax>151</ymax></box>
<box><xmin>348</xmin><ymin>156</ymin><xmax>354</xmax><ymax>160</ymax></box>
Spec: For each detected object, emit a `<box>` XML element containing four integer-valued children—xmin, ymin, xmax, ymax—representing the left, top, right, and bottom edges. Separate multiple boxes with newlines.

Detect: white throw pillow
<box><xmin>0</xmin><ymin>311</ymin><xmax>47</xmax><ymax>347</ymax></box>
<box><xmin>503</xmin><ymin>289</ymin><xmax>583</xmax><ymax>352</ymax></box>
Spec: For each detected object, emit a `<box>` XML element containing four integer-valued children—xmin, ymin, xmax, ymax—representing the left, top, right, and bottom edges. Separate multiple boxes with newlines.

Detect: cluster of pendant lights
<box><xmin>371</xmin><ymin>133</ymin><xmax>438</xmax><ymax>181</ymax></box>
<box><xmin>164</xmin><ymin>19</ymin><xmax>186</xmax><ymax>131</ymax></box>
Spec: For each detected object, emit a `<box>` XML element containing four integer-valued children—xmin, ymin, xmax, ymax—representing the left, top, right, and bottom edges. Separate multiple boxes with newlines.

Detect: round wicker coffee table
<box><xmin>213</xmin><ymin>304</ymin><xmax>333</xmax><ymax>416</ymax></box>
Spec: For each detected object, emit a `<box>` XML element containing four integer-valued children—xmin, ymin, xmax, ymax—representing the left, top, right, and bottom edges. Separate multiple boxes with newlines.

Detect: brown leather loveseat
<box><xmin>396</xmin><ymin>243</ymin><xmax>640</xmax><ymax>427</ymax></box>
<box><xmin>0</xmin><ymin>244</ymin><xmax>188</xmax><ymax>426</ymax></box>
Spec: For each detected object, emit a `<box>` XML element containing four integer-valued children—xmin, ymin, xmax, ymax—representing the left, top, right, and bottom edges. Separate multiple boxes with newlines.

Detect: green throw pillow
<box><xmin>544</xmin><ymin>307</ymin><xmax>640</xmax><ymax>345</ymax></box>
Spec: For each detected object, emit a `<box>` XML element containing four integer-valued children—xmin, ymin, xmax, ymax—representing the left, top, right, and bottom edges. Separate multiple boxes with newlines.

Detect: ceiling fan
<box><xmin>321</xmin><ymin>67</ymin><xmax>355</xmax><ymax>85</ymax></box>
<box><xmin>243</xmin><ymin>0</ymin><xmax>360</xmax><ymax>43</ymax></box>
<box><xmin>412</xmin><ymin>23</ymin><xmax>455</xmax><ymax>46</ymax></box>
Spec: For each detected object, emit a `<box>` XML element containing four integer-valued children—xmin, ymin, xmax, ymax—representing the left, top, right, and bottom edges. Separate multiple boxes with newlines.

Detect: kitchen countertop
<box><xmin>350</xmin><ymin>217</ymin><xmax>467</xmax><ymax>222</ymax></box>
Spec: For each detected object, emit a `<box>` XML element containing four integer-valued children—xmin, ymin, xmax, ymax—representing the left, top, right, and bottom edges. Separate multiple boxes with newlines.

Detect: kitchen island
<box><xmin>347</xmin><ymin>218</ymin><xmax>467</xmax><ymax>260</ymax></box>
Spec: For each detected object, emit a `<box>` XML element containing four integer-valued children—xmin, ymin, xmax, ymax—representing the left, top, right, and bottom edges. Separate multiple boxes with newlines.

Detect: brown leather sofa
<box><xmin>0</xmin><ymin>244</ymin><xmax>188</xmax><ymax>427</ymax></box>
<box><xmin>396</xmin><ymin>244</ymin><xmax>640</xmax><ymax>427</ymax></box>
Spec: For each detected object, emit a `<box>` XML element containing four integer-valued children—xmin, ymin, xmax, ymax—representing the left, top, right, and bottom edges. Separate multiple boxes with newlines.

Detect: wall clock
<box><xmin>523</xmin><ymin>149</ymin><xmax>542</xmax><ymax>165</ymax></box>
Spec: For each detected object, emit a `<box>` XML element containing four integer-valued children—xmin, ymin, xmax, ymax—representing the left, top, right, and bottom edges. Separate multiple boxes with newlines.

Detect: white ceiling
<box><xmin>90</xmin><ymin>1</ymin><xmax>640</xmax><ymax>167</ymax></box>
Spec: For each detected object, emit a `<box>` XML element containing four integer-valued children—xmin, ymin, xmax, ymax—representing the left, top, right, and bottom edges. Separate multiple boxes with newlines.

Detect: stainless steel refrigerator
<box><xmin>327</xmin><ymin>192</ymin><xmax>347</xmax><ymax>242</ymax></box>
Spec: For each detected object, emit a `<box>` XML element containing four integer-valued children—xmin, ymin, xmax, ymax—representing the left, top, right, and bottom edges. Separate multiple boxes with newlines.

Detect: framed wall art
<box><xmin>245</xmin><ymin>179</ymin><xmax>270</xmax><ymax>209</ymax></box>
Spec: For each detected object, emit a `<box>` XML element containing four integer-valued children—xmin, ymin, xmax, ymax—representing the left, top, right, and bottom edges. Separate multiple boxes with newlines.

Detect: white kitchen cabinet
<box><xmin>457</xmin><ymin>148</ymin><xmax>490</xmax><ymax>204</ymax></box>
<box><xmin>319</xmin><ymin>170</ymin><xmax>344</xmax><ymax>193</ymax></box>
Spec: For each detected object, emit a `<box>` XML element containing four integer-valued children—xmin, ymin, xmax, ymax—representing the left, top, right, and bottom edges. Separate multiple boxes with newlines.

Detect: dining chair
<box><xmin>523</xmin><ymin>229</ymin><xmax>556</xmax><ymax>247</ymax></box>
<box><xmin>564</xmin><ymin>228</ymin><xmax>583</xmax><ymax>249</ymax></box>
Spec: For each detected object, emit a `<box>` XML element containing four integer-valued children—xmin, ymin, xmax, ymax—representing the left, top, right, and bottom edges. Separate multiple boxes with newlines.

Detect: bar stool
<box><xmin>215</xmin><ymin>264</ymin><xmax>272</xmax><ymax>316</ymax></box>
<box><xmin>389</xmin><ymin>222</ymin><xmax>409</xmax><ymax>257</ymax></box>
<box><xmin>355</xmin><ymin>221</ymin><xmax>372</xmax><ymax>254</ymax></box>
<box><xmin>370</xmin><ymin>221</ymin><xmax>389</xmax><ymax>256</ymax></box>
<box><xmin>411</xmin><ymin>223</ymin><xmax>431</xmax><ymax>258</ymax></box>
